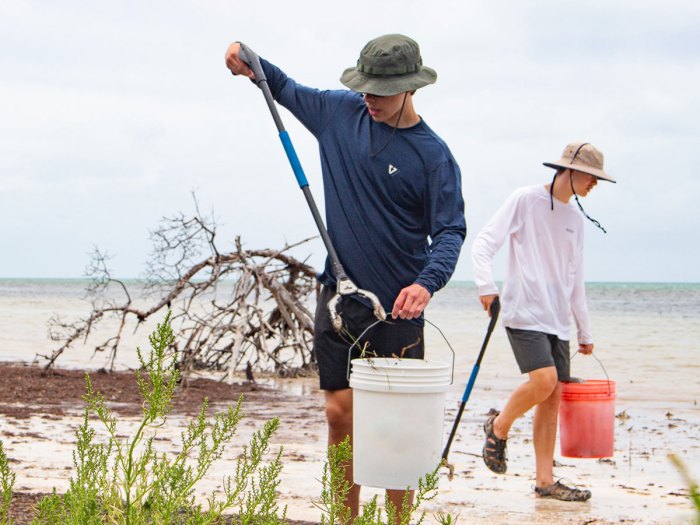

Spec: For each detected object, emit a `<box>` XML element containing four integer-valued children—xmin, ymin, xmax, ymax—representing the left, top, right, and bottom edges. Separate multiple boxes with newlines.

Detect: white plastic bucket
<box><xmin>349</xmin><ymin>357</ymin><xmax>451</xmax><ymax>490</ymax></box>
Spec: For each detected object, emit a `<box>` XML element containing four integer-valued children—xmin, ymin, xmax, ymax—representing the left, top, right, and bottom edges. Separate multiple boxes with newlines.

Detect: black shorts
<box><xmin>505</xmin><ymin>327</ymin><xmax>571</xmax><ymax>381</ymax></box>
<box><xmin>313</xmin><ymin>285</ymin><xmax>425</xmax><ymax>391</ymax></box>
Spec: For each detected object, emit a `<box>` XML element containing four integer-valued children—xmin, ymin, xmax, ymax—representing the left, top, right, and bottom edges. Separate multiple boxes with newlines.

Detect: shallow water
<box><xmin>1</xmin><ymin>279</ymin><xmax>699</xmax><ymax>405</ymax></box>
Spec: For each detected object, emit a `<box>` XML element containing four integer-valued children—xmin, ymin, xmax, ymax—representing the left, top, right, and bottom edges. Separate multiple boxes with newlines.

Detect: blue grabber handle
<box><xmin>237</xmin><ymin>43</ymin><xmax>309</xmax><ymax>189</ymax></box>
<box><xmin>279</xmin><ymin>132</ymin><xmax>308</xmax><ymax>189</ymax></box>
<box><xmin>236</xmin><ymin>44</ymin><xmax>387</xmax><ymax>326</ymax></box>
<box><xmin>441</xmin><ymin>296</ymin><xmax>501</xmax><ymax>477</ymax></box>
<box><xmin>237</xmin><ymin>42</ymin><xmax>346</xmax><ymax>278</ymax></box>
<box><xmin>462</xmin><ymin>296</ymin><xmax>500</xmax><ymax>402</ymax></box>
<box><xmin>462</xmin><ymin>361</ymin><xmax>481</xmax><ymax>403</ymax></box>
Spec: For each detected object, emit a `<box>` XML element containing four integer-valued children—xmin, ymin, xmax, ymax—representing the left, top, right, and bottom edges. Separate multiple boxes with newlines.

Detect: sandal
<box><xmin>534</xmin><ymin>480</ymin><xmax>592</xmax><ymax>502</ymax></box>
<box><xmin>482</xmin><ymin>408</ymin><xmax>507</xmax><ymax>474</ymax></box>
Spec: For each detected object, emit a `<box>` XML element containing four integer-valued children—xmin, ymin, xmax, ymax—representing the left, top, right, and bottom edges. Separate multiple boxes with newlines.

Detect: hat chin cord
<box><xmin>368</xmin><ymin>92</ymin><xmax>408</xmax><ymax>158</ymax></box>
<box><xmin>550</xmin><ymin>170</ymin><xmax>608</xmax><ymax>234</ymax></box>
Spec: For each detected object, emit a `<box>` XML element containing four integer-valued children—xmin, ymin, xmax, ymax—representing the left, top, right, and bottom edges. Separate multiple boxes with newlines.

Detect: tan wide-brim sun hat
<box><xmin>543</xmin><ymin>142</ymin><xmax>616</xmax><ymax>183</ymax></box>
<box><xmin>340</xmin><ymin>34</ymin><xmax>437</xmax><ymax>96</ymax></box>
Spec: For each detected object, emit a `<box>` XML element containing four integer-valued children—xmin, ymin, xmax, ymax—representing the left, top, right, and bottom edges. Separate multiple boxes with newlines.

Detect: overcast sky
<box><xmin>1</xmin><ymin>0</ymin><xmax>698</xmax><ymax>283</ymax></box>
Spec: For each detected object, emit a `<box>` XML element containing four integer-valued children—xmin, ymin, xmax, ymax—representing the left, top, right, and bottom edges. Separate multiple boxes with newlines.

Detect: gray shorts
<box><xmin>505</xmin><ymin>328</ymin><xmax>571</xmax><ymax>381</ymax></box>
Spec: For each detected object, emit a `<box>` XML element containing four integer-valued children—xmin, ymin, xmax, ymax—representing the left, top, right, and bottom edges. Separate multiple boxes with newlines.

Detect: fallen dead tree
<box><xmin>39</xmin><ymin>200</ymin><xmax>318</xmax><ymax>379</ymax></box>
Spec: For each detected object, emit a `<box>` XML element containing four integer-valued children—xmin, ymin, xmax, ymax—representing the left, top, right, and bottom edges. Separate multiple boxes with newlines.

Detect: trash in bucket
<box><xmin>559</xmin><ymin>379</ymin><xmax>616</xmax><ymax>458</ymax></box>
<box><xmin>349</xmin><ymin>357</ymin><xmax>451</xmax><ymax>490</ymax></box>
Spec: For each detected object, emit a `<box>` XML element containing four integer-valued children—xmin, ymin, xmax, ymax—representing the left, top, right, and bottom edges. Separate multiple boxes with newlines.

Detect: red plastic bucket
<box><xmin>559</xmin><ymin>379</ymin><xmax>616</xmax><ymax>458</ymax></box>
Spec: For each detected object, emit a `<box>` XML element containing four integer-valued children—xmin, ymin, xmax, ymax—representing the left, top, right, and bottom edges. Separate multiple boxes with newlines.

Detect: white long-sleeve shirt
<box><xmin>471</xmin><ymin>185</ymin><xmax>592</xmax><ymax>344</ymax></box>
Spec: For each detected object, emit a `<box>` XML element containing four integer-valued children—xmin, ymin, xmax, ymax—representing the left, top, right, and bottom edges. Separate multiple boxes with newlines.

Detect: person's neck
<box><xmin>547</xmin><ymin>172</ymin><xmax>574</xmax><ymax>203</ymax></box>
<box><xmin>387</xmin><ymin>96</ymin><xmax>420</xmax><ymax>128</ymax></box>
<box><xmin>394</xmin><ymin>110</ymin><xmax>420</xmax><ymax>128</ymax></box>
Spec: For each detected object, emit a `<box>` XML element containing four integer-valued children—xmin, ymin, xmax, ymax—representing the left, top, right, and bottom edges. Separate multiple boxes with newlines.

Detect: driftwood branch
<box><xmin>39</xmin><ymin>199</ymin><xmax>319</xmax><ymax>379</ymax></box>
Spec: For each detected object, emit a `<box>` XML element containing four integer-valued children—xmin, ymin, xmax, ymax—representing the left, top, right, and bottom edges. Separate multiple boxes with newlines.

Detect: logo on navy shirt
<box><xmin>388</xmin><ymin>164</ymin><xmax>399</xmax><ymax>175</ymax></box>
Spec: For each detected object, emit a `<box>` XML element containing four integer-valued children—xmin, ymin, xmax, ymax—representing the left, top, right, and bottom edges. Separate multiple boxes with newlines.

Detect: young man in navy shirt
<box><xmin>226</xmin><ymin>34</ymin><xmax>466</xmax><ymax>518</ymax></box>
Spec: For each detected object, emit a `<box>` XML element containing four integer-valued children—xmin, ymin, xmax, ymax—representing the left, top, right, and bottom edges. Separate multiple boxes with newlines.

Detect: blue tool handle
<box><xmin>279</xmin><ymin>131</ymin><xmax>308</xmax><ymax>188</ymax></box>
<box><xmin>462</xmin><ymin>363</ymin><xmax>480</xmax><ymax>403</ymax></box>
<box><xmin>442</xmin><ymin>297</ymin><xmax>500</xmax><ymax>465</ymax></box>
<box><xmin>236</xmin><ymin>42</ymin><xmax>350</xmax><ymax>283</ymax></box>
<box><xmin>239</xmin><ymin>43</ymin><xmax>306</xmax><ymax>188</ymax></box>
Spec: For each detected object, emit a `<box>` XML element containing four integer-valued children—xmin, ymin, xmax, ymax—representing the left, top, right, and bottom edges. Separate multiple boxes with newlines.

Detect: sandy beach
<box><xmin>1</xmin><ymin>280</ymin><xmax>699</xmax><ymax>523</ymax></box>
<box><xmin>0</xmin><ymin>360</ymin><xmax>697</xmax><ymax>524</ymax></box>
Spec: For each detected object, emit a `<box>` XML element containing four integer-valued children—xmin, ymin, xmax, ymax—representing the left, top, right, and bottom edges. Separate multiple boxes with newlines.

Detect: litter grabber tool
<box><xmin>441</xmin><ymin>296</ymin><xmax>500</xmax><ymax>479</ymax></box>
<box><xmin>236</xmin><ymin>43</ymin><xmax>386</xmax><ymax>331</ymax></box>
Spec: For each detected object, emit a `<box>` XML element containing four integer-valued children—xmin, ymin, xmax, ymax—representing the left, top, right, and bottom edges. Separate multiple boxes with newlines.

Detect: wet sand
<box><xmin>0</xmin><ymin>362</ymin><xmax>697</xmax><ymax>524</ymax></box>
<box><xmin>1</xmin><ymin>281</ymin><xmax>698</xmax><ymax>523</ymax></box>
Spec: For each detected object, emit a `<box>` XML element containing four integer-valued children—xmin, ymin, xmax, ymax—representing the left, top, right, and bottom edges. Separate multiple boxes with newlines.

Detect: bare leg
<box><xmin>387</xmin><ymin>489</ymin><xmax>415</xmax><ymax>524</ymax></box>
<box><xmin>533</xmin><ymin>381</ymin><xmax>562</xmax><ymax>488</ymax></box>
<box><xmin>324</xmin><ymin>389</ymin><xmax>359</xmax><ymax>520</ymax></box>
<box><xmin>492</xmin><ymin>366</ymin><xmax>559</xmax><ymax>440</ymax></box>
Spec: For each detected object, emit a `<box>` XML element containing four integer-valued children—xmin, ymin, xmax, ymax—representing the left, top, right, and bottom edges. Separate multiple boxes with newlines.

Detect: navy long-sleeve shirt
<box><xmin>261</xmin><ymin>59</ymin><xmax>466</xmax><ymax>320</ymax></box>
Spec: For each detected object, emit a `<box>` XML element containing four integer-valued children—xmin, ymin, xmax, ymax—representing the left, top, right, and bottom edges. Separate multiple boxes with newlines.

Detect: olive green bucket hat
<box><xmin>340</xmin><ymin>34</ymin><xmax>437</xmax><ymax>96</ymax></box>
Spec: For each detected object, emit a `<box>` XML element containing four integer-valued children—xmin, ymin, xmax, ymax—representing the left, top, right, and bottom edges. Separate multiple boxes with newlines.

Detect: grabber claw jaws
<box><xmin>441</xmin><ymin>458</ymin><xmax>455</xmax><ymax>481</ymax></box>
<box><xmin>327</xmin><ymin>277</ymin><xmax>386</xmax><ymax>333</ymax></box>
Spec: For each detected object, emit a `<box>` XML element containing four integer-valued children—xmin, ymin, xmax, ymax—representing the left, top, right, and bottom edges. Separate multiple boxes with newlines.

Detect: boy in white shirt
<box><xmin>471</xmin><ymin>142</ymin><xmax>616</xmax><ymax>501</ymax></box>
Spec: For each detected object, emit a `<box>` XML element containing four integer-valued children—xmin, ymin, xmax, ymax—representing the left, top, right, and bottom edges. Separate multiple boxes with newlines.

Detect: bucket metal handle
<box><xmin>345</xmin><ymin>317</ymin><xmax>456</xmax><ymax>383</ymax></box>
<box><xmin>571</xmin><ymin>350</ymin><xmax>612</xmax><ymax>396</ymax></box>
<box><xmin>425</xmin><ymin>318</ymin><xmax>456</xmax><ymax>385</ymax></box>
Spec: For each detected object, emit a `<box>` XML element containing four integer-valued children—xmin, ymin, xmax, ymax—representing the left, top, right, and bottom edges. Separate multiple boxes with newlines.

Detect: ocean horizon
<box><xmin>2</xmin><ymin>278</ymin><xmax>699</xmax><ymax>319</ymax></box>
<box><xmin>1</xmin><ymin>277</ymin><xmax>698</xmax><ymax>285</ymax></box>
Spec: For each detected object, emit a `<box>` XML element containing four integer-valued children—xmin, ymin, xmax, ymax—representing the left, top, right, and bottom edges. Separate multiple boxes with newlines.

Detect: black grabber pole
<box><xmin>441</xmin><ymin>296</ymin><xmax>501</xmax><ymax>479</ymax></box>
<box><xmin>235</xmin><ymin>43</ymin><xmax>386</xmax><ymax>330</ymax></box>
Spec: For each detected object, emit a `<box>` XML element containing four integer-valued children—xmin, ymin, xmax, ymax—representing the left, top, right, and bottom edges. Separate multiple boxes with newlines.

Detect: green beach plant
<box><xmin>0</xmin><ymin>439</ymin><xmax>16</xmax><ymax>525</ymax></box>
<box><xmin>316</xmin><ymin>437</ymin><xmax>453</xmax><ymax>525</ymax></box>
<box><xmin>669</xmin><ymin>453</ymin><xmax>700</xmax><ymax>524</ymax></box>
<box><xmin>33</xmin><ymin>312</ymin><xmax>287</xmax><ymax>524</ymax></box>
<box><xmin>315</xmin><ymin>436</ymin><xmax>352</xmax><ymax>525</ymax></box>
<box><xmin>4</xmin><ymin>311</ymin><xmax>455</xmax><ymax>524</ymax></box>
